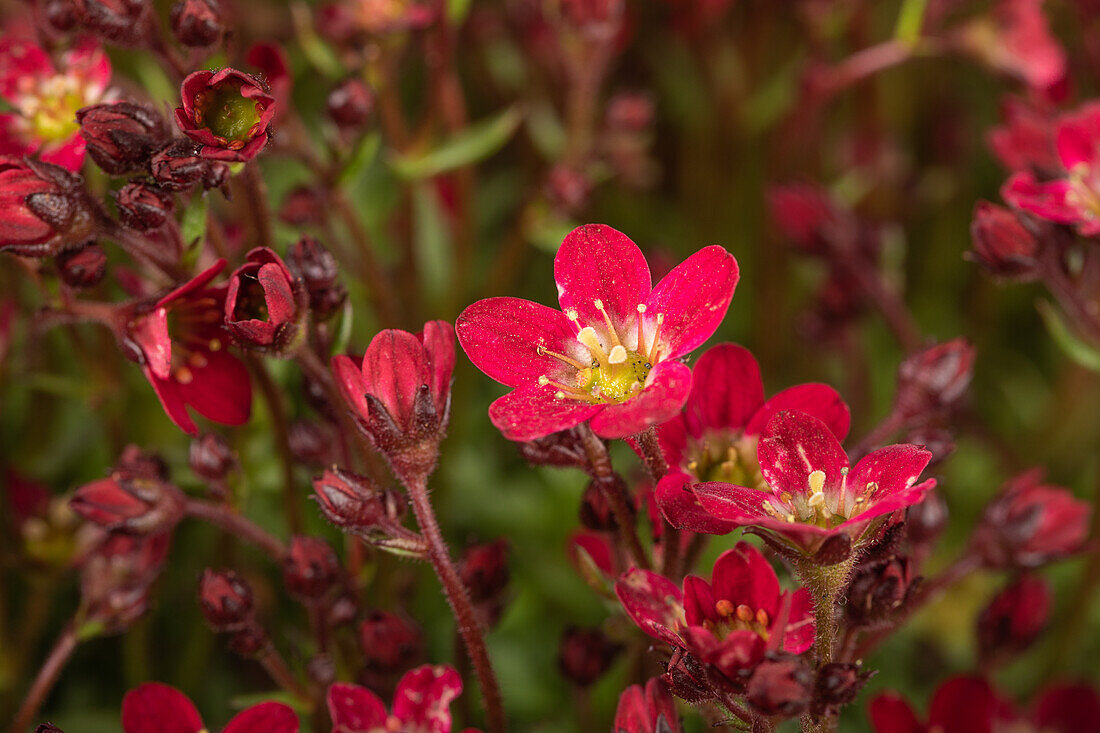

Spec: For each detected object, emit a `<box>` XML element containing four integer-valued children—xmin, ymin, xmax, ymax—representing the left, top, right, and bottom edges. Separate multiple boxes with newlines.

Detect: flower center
<box><xmin>194</xmin><ymin>80</ymin><xmax>263</xmax><ymax>146</ymax></box>
<box><xmin>165</xmin><ymin>297</ymin><xmax>224</xmax><ymax>384</ymax></box>
<box><xmin>1068</xmin><ymin>163</ymin><xmax>1100</xmax><ymax>222</ymax></box>
<box><xmin>758</xmin><ymin>468</ymin><xmax>881</xmax><ymax>528</ymax></box>
<box><xmin>538</xmin><ymin>300</ymin><xmax>664</xmax><ymax>404</ymax></box>
<box><xmin>685</xmin><ymin>431</ymin><xmax>764</xmax><ymax>486</ymax></box>
<box><xmin>704</xmin><ymin>599</ymin><xmax>771</xmax><ymax>642</ymax></box>
<box><xmin>16</xmin><ymin>75</ymin><xmax>84</xmax><ymax>144</ymax></box>
<box><xmin>232</xmin><ymin>276</ymin><xmax>270</xmax><ymax>322</ymax></box>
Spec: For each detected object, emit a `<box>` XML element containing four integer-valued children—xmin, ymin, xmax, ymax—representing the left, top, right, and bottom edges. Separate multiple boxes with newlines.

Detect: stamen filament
<box><xmin>636</xmin><ymin>304</ymin><xmax>647</xmax><ymax>353</ymax></box>
<box><xmin>648</xmin><ymin>313</ymin><xmax>664</xmax><ymax>364</ymax></box>
<box><xmin>536</xmin><ymin>345</ymin><xmax>588</xmax><ymax>371</ymax></box>
<box><xmin>593</xmin><ymin>299</ymin><xmax>622</xmax><ymax>348</ymax></box>
<box><xmin>577</xmin><ymin>327</ymin><xmax>610</xmax><ymax>371</ymax></box>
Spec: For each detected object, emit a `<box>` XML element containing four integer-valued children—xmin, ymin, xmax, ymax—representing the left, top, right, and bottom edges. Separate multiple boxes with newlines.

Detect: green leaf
<box><xmin>390</xmin><ymin>107</ymin><xmax>524</xmax><ymax>180</ymax></box>
<box><xmin>330</xmin><ymin>297</ymin><xmax>354</xmax><ymax>358</ymax></box>
<box><xmin>179</xmin><ymin>194</ymin><xmax>209</xmax><ymax>270</ymax></box>
<box><xmin>1036</xmin><ymin>299</ymin><xmax>1100</xmax><ymax>372</ymax></box>
<box><xmin>894</xmin><ymin>0</ymin><xmax>928</xmax><ymax>46</ymax></box>
<box><xmin>291</xmin><ymin>2</ymin><xmax>342</xmax><ymax>78</ymax></box>
<box><xmin>412</xmin><ymin>182</ymin><xmax>453</xmax><ymax>307</ymax></box>
<box><xmin>337</xmin><ymin>132</ymin><xmax>382</xmax><ymax>187</ymax></box>
<box><xmin>447</xmin><ymin>0</ymin><xmax>473</xmax><ymax>24</ymax></box>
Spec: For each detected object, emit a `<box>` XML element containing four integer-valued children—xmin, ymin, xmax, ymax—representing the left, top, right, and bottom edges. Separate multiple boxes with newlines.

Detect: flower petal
<box><xmin>392</xmin><ymin>664</ymin><xmax>463</xmax><ymax>733</ymax></box>
<box><xmin>846</xmin><ymin>444</ymin><xmax>933</xmax><ymax>513</ymax></box>
<box><xmin>681</xmin><ymin>574</ymin><xmax>717</xmax><ymax>626</ymax></box>
<box><xmin>421</xmin><ymin>320</ymin><xmax>455</xmax><ymax>414</ymax></box>
<box><xmin>145</xmin><ymin>367</ymin><xmax>199</xmax><ymax>435</ymax></box>
<box><xmin>222</xmin><ymin>702</ymin><xmax>299</xmax><ymax>733</ymax></box>
<box><xmin>615</xmin><ymin>567</ymin><xmax>685</xmax><ymax>648</ymax></box>
<box><xmin>487</xmin><ymin>383</ymin><xmax>602</xmax><ymax>441</ymax></box>
<box><xmin>746</xmin><ymin>383</ymin><xmax>850</xmax><ymax>441</ymax></box>
<box><xmin>757</xmin><ymin>411</ymin><xmax>849</xmax><ymax>504</ymax></box>
<box><xmin>646</xmin><ymin>245</ymin><xmax>738</xmax><ymax>360</ymax></box>
<box><xmin>868</xmin><ymin>693</ymin><xmax>923</xmax><ymax>733</ymax></box>
<box><xmin>121</xmin><ymin>682</ymin><xmax>204</xmax><ymax>733</ymax></box>
<box><xmin>362</xmin><ymin>329</ymin><xmax>430</xmax><ymax>430</ymax></box>
<box><xmin>684</xmin><ymin>343</ymin><xmax>764</xmax><ymax>436</ymax></box>
<box><xmin>0</xmin><ymin>38</ymin><xmax>52</xmax><ymax>103</ymax></box>
<box><xmin>654</xmin><ymin>472</ymin><xmax>738</xmax><ymax>534</ymax></box>
<box><xmin>39</xmin><ymin>134</ymin><xmax>87</xmax><ymax>172</ymax></box>
<box><xmin>332</xmin><ymin>354</ymin><xmax>370</xmax><ymax>420</ymax></box>
<box><xmin>928</xmin><ymin>676</ymin><xmax>1001</xmax><ymax>733</ymax></box>
<box><xmin>456</xmin><ymin>297</ymin><xmax>580</xmax><ymax>388</ymax></box>
<box><xmin>710</xmin><ymin>542</ymin><xmax>781</xmax><ymax>619</ymax></box>
<box><xmin>327</xmin><ymin>682</ymin><xmax>388</xmax><ymax>733</ymax></box>
<box><xmin>1002</xmin><ymin>172</ymin><xmax>1083</xmax><ymax>227</ymax></box>
<box><xmin>554</xmin><ymin>224</ymin><xmax>652</xmax><ymax>327</ymax></box>
<box><xmin>588</xmin><ymin>360</ymin><xmax>692</xmax><ymax>439</ymax></box>
<box><xmin>174</xmin><ymin>340</ymin><xmax>252</xmax><ymax>427</ymax></box>
<box><xmin>782</xmin><ymin>589</ymin><xmax>815</xmax><ymax>654</ymax></box>
<box><xmin>840</xmin><ymin>479</ymin><xmax>937</xmax><ymax>530</ymax></box>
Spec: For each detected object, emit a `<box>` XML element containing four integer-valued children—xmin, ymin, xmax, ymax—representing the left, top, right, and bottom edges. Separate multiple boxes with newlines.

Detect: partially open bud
<box><xmin>970</xmin><ymin>201</ymin><xmax>1039</xmax><ymax>280</ymax></box>
<box><xmin>895</xmin><ymin>339</ymin><xmax>975</xmax><ymax>419</ymax></box>
<box><xmin>283</xmin><ymin>535</ymin><xmax>340</xmax><ymax>601</ymax></box>
<box><xmin>74</xmin><ymin>0</ymin><xmax>152</xmax><ymax>47</ymax></box>
<box><xmin>175</xmin><ymin>68</ymin><xmax>275</xmax><ymax>162</ymax></box>
<box><xmin>845</xmin><ymin>555</ymin><xmax>917</xmax><ymax>628</ymax></box>
<box><xmin>327</xmin><ymin>78</ymin><xmax>374</xmax><ymax>132</ymax></box>
<box><xmin>312</xmin><ymin>467</ymin><xmax>406</xmax><ymax>531</ymax></box>
<box><xmin>76</xmin><ymin>102</ymin><xmax>170</xmax><ymax>175</ymax></box>
<box><xmin>198</xmin><ymin>568</ymin><xmax>253</xmax><ymax>631</ymax></box>
<box><xmin>811</xmin><ymin>663</ymin><xmax>874</xmax><ymax>716</ymax></box>
<box><xmin>70</xmin><ymin>472</ymin><xmax>184</xmax><ymax>536</ymax></box>
<box><xmin>358</xmin><ymin>610</ymin><xmax>423</xmax><ymax>674</ymax></box>
<box><xmin>150</xmin><ymin>140</ymin><xmax>228</xmax><ymax>191</ymax></box>
<box><xmin>188</xmin><ymin>433</ymin><xmax>235</xmax><ymax>481</ymax></box>
<box><xmin>56</xmin><ymin>244</ymin><xmax>107</xmax><ymax>288</ymax></box>
<box><xmin>663</xmin><ymin>649</ymin><xmax>715</xmax><ymax>706</ymax></box>
<box><xmin>977</xmin><ymin>573</ymin><xmax>1051</xmax><ymax>663</ymax></box>
<box><xmin>286</xmin><ymin>236</ymin><xmax>346</xmax><ymax>320</ymax></box>
<box><xmin>744</xmin><ymin>653</ymin><xmax>813</xmax><ymax>718</ymax></box>
<box><xmin>116</xmin><ymin>182</ymin><xmax>174</xmax><ymax>231</ymax></box>
<box><xmin>557</xmin><ymin>626</ymin><xmax>622</xmax><ymax>686</ymax></box>
<box><xmin>224</xmin><ymin>247</ymin><xmax>306</xmax><ymax>354</ymax></box>
<box><xmin>0</xmin><ymin>157</ymin><xmax>99</xmax><ymax>258</ymax></box>
<box><xmin>170</xmin><ymin>0</ymin><xmax>223</xmax><ymax>47</ymax></box>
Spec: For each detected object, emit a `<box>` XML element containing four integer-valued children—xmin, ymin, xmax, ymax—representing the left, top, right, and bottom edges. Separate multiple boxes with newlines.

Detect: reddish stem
<box><xmin>578</xmin><ymin>425</ymin><xmax>651</xmax><ymax>571</ymax></box>
<box><xmin>9</xmin><ymin>622</ymin><xmax>78</xmax><ymax>733</ymax></box>
<box><xmin>184</xmin><ymin>498</ymin><xmax>288</xmax><ymax>560</ymax></box>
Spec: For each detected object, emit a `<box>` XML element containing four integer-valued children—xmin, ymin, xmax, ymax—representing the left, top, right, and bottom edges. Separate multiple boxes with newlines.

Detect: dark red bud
<box><xmin>279</xmin><ymin>187</ymin><xmax>326</xmax><ymax>227</ymax></box>
<box><xmin>70</xmin><ymin>474</ymin><xmax>184</xmax><ymax>535</ymax></box>
<box><xmin>0</xmin><ymin>157</ymin><xmax>97</xmax><ymax>258</ymax></box>
<box><xmin>76</xmin><ymin>103</ymin><xmax>169</xmax><ymax>175</ymax></box>
<box><xmin>517</xmin><ymin>427</ymin><xmax>590</xmax><ymax>470</ymax></box>
<box><xmin>312</xmin><ymin>468</ymin><xmax>403</xmax><ymax>530</ymax></box>
<box><xmin>224</xmin><ymin>247</ymin><xmax>303</xmax><ymax>352</ymax></box>
<box><xmin>977</xmin><ymin>574</ymin><xmax>1052</xmax><ymax>662</ymax></box>
<box><xmin>188</xmin><ymin>433</ymin><xmax>235</xmax><ymax>481</ymax></box>
<box><xmin>198</xmin><ymin>568</ymin><xmax>254</xmax><ymax>631</ymax></box>
<box><xmin>170</xmin><ymin>0</ymin><xmax>223</xmax><ymax>47</ymax></box>
<box><xmin>327</xmin><ymin>78</ymin><xmax>374</xmax><ymax>130</ymax></box>
<box><xmin>970</xmin><ymin>201</ymin><xmax>1039</xmax><ymax>280</ymax></box>
<box><xmin>744</xmin><ymin>653</ymin><xmax>813</xmax><ymax>718</ymax></box>
<box><xmin>544</xmin><ymin>164</ymin><xmax>592</xmax><ymax>215</ymax></box>
<box><xmin>150</xmin><ymin>140</ymin><xmax>211</xmax><ymax>191</ymax></box>
<box><xmin>459</xmin><ymin>539</ymin><xmax>510</xmax><ymax>604</ymax></box>
<box><xmin>895</xmin><ymin>338</ymin><xmax>975</xmax><ymax>418</ymax></box>
<box><xmin>606</xmin><ymin>92</ymin><xmax>654</xmax><ymax>133</ymax></box>
<box><xmin>116</xmin><ymin>182</ymin><xmax>174</xmax><ymax>231</ymax></box>
<box><xmin>56</xmin><ymin>244</ymin><xmax>107</xmax><ymax>288</ymax></box>
<box><xmin>358</xmin><ymin>610</ymin><xmax>423</xmax><ymax>673</ymax></box>
<box><xmin>663</xmin><ymin>650</ymin><xmax>716</xmax><ymax>706</ymax></box>
<box><xmin>74</xmin><ymin>0</ymin><xmax>152</xmax><ymax>46</ymax></box>
<box><xmin>283</xmin><ymin>535</ymin><xmax>340</xmax><ymax>600</ymax></box>
<box><xmin>580</xmin><ymin>476</ymin><xmax>631</xmax><ymax>531</ymax></box>
<box><xmin>42</xmin><ymin>0</ymin><xmax>79</xmax><ymax>32</ymax></box>
<box><xmin>767</xmin><ymin>183</ymin><xmax>842</xmax><ymax>254</ymax></box>
<box><xmin>287</xmin><ymin>235</ymin><xmax>339</xmax><ymax>291</ymax></box>
<box><xmin>115</xmin><ymin>444</ymin><xmax>169</xmax><ymax>481</ymax></box>
<box><xmin>557</xmin><ymin>626</ymin><xmax>622</xmax><ymax>686</ymax></box>
<box><xmin>36</xmin><ymin>725</ymin><xmax>65</xmax><ymax>733</ymax></box>
<box><xmin>811</xmin><ymin>663</ymin><xmax>874</xmax><ymax>716</ymax></box>
<box><xmin>845</xmin><ymin>555</ymin><xmax>916</xmax><ymax>628</ymax></box>
<box><xmin>288</xmin><ymin>420</ymin><xmax>330</xmax><ymax>464</ymax></box>
<box><xmin>227</xmin><ymin>624</ymin><xmax>267</xmax><ymax>657</ymax></box>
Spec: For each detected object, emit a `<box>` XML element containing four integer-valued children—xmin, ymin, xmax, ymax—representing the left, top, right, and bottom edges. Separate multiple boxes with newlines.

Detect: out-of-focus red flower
<box><xmin>56</xmin><ymin>243</ymin><xmax>107</xmax><ymax>288</ymax></box>
<box><xmin>744</xmin><ymin>653</ymin><xmax>813</xmax><ymax>718</ymax></box>
<box><xmin>327</xmin><ymin>665</ymin><xmax>475</xmax><ymax>733</ymax></box>
<box><xmin>73</xmin><ymin>0</ymin><xmax>154</xmax><ymax>47</ymax></box>
<box><xmin>457</xmin><ymin>224</ymin><xmax>738</xmax><ymax>441</ymax></box>
<box><xmin>988</xmin><ymin>97</ymin><xmax>1060</xmax><ymax>174</ymax></box>
<box><xmin>224</xmin><ymin>247</ymin><xmax>304</xmax><ymax>353</ymax></box>
<box><xmin>558</xmin><ymin>626</ymin><xmax>622</xmax><ymax>686</ymax></box>
<box><xmin>960</xmin><ymin>0</ymin><xmax>1067</xmax><ymax>95</ymax></box>
<box><xmin>359</xmin><ymin>610</ymin><xmax>424</xmax><ymax>675</ymax></box>
<box><xmin>170</xmin><ymin>0</ymin><xmax>223</xmax><ymax>47</ymax></box>
<box><xmin>118</xmin><ymin>260</ymin><xmax>252</xmax><ymax>435</ymax></box>
<box><xmin>616</xmin><ymin>542</ymin><xmax>814</xmax><ymax>682</ymax></box>
<box><xmin>767</xmin><ymin>183</ymin><xmax>845</xmax><ymax>254</ymax></box>
<box><xmin>613</xmin><ymin>677</ymin><xmax>681</xmax><ymax>733</ymax></box>
<box><xmin>189</xmin><ymin>433</ymin><xmax>235</xmax><ymax>481</ymax></box>
<box><xmin>245</xmin><ymin>43</ymin><xmax>290</xmax><ymax>122</ymax></box>
<box><xmin>1027</xmin><ymin>683</ymin><xmax>1100</xmax><ymax>733</ymax></box>
<box><xmin>977</xmin><ymin>573</ymin><xmax>1051</xmax><ymax>662</ymax></box>
<box><xmin>121</xmin><ymin>681</ymin><xmax>297</xmax><ymax>733</ymax></box>
<box><xmin>316</xmin><ymin>0</ymin><xmax>435</xmax><ymax>42</ymax></box>
<box><xmin>327</xmin><ymin>78</ymin><xmax>374</xmax><ymax>132</ymax></box>
<box><xmin>691</xmin><ymin>411</ymin><xmax>935</xmax><ymax>561</ymax></box>
<box><xmin>894</xmin><ymin>339</ymin><xmax>975</xmax><ymax>419</ymax></box>
<box><xmin>649</xmin><ymin>343</ymin><xmax>849</xmax><ymax>537</ymax></box>
<box><xmin>969</xmin><ymin>201</ymin><xmax>1039</xmax><ymax>279</ymax></box>
<box><xmin>869</xmin><ymin>676</ymin><xmax>1010</xmax><ymax>733</ymax></box>
<box><xmin>197</xmin><ymin>568</ymin><xmax>254</xmax><ymax>631</ymax></box>
<box><xmin>283</xmin><ymin>535</ymin><xmax>340</xmax><ymax>600</ymax></box>
<box><xmin>0</xmin><ymin>37</ymin><xmax>111</xmax><ymax>170</ymax></box>
<box><xmin>459</xmin><ymin>539</ymin><xmax>510</xmax><ymax>608</ymax></box>
<box><xmin>70</xmin><ymin>472</ymin><xmax>184</xmax><ymax>535</ymax></box>
<box><xmin>0</xmin><ymin>156</ymin><xmax>98</xmax><ymax>258</ymax></box>
<box><xmin>175</xmin><ymin>68</ymin><xmax>275</xmax><ymax>162</ymax></box>
<box><xmin>972</xmin><ymin>469</ymin><xmax>1091</xmax><ymax>567</ymax></box>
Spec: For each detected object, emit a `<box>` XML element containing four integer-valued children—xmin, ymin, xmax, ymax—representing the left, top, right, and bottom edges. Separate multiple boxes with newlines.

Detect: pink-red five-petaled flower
<box><xmin>456</xmin><ymin>224</ymin><xmax>738</xmax><ymax>441</ymax></box>
<box><xmin>689</xmin><ymin>410</ymin><xmax>935</xmax><ymax>558</ymax></box>
<box><xmin>650</xmin><ymin>343</ymin><xmax>850</xmax><ymax>537</ymax></box>
<box><xmin>175</xmin><ymin>68</ymin><xmax>275</xmax><ymax>162</ymax></box>
<box><xmin>121</xmin><ymin>681</ymin><xmax>297</xmax><ymax>733</ymax></box>
<box><xmin>0</xmin><ymin>36</ymin><xmax>111</xmax><ymax>171</ymax></box>
<box><xmin>614</xmin><ymin>678</ymin><xmax>682</xmax><ymax>733</ymax></box>
<box><xmin>616</xmin><ymin>542</ymin><xmax>814</xmax><ymax>681</ymax></box>
<box><xmin>327</xmin><ymin>664</ymin><xmax>481</xmax><ymax>733</ymax></box>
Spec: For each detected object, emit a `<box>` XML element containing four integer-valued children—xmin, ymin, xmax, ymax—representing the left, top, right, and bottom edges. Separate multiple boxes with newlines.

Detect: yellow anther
<box><xmin>716</xmin><ymin>599</ymin><xmax>735</xmax><ymax>617</ymax></box>
<box><xmin>576</xmin><ymin>326</ymin><xmax>610</xmax><ymax>371</ymax></box>
<box><xmin>735</xmin><ymin>604</ymin><xmax>754</xmax><ymax>622</ymax></box>
<box><xmin>554</xmin><ymin>390</ymin><xmax>566</xmax><ymax>399</ymax></box>
<box><xmin>608</xmin><ymin>345</ymin><xmax>628</xmax><ymax>364</ymax></box>
<box><xmin>175</xmin><ymin>367</ymin><xmax>193</xmax><ymax>384</ymax></box>
<box><xmin>756</xmin><ymin>609</ymin><xmax>769</xmax><ymax>627</ymax></box>
<box><xmin>538</xmin><ymin>375</ymin><xmax>550</xmax><ymax>386</ymax></box>
<box><xmin>208</xmin><ymin>338</ymin><xmax>222</xmax><ymax>352</ymax></box>
<box><xmin>566</xmin><ymin>308</ymin><xmax>579</xmax><ymax>321</ymax></box>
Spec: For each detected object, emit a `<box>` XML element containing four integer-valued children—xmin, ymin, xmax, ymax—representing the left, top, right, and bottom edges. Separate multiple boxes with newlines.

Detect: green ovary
<box><xmin>201</xmin><ymin>84</ymin><xmax>262</xmax><ymax>143</ymax></box>
<box><xmin>579</xmin><ymin>351</ymin><xmax>651</xmax><ymax>402</ymax></box>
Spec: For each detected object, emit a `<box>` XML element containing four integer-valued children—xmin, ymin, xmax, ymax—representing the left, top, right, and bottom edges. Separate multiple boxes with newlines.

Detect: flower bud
<box><xmin>544</xmin><ymin>164</ymin><xmax>591</xmax><ymax>215</ymax></box>
<box><xmin>970</xmin><ymin>201</ymin><xmax>1039</xmax><ymax>279</ymax></box>
<box><xmin>663</xmin><ymin>650</ymin><xmax>715</xmax><ymax>706</ymax></box>
<box><xmin>327</xmin><ymin>78</ymin><xmax>374</xmax><ymax>131</ymax></box>
<box><xmin>977</xmin><ymin>573</ymin><xmax>1051</xmax><ymax>662</ymax></box>
<box><xmin>115</xmin><ymin>445</ymin><xmax>169</xmax><ymax>482</ymax></box>
<box><xmin>188</xmin><ymin>433</ymin><xmax>234</xmax><ymax>481</ymax></box>
<box><xmin>56</xmin><ymin>244</ymin><xmax>107</xmax><ymax>288</ymax></box>
<box><xmin>606</xmin><ymin>92</ymin><xmax>654</xmax><ymax>134</ymax></box>
<box><xmin>198</xmin><ymin>568</ymin><xmax>253</xmax><ymax>631</ymax></box>
<box><xmin>227</xmin><ymin>624</ymin><xmax>267</xmax><ymax>657</ymax></box>
<box><xmin>895</xmin><ymin>339</ymin><xmax>975</xmax><ymax>419</ymax></box>
<box><xmin>517</xmin><ymin>427</ymin><xmax>590</xmax><ymax>470</ymax></box>
<box><xmin>116</xmin><ymin>182</ymin><xmax>174</xmax><ymax>231</ymax></box>
<box><xmin>0</xmin><ymin>157</ymin><xmax>98</xmax><ymax>258</ymax></box>
<box><xmin>288</xmin><ymin>420</ymin><xmax>329</xmax><ymax>464</ymax></box>
<box><xmin>286</xmin><ymin>236</ymin><xmax>346</xmax><ymax>319</ymax></box>
<box><xmin>579</xmin><ymin>476</ymin><xmax>628</xmax><ymax>531</ymax></box>
<box><xmin>845</xmin><ymin>555</ymin><xmax>916</xmax><ymax>628</ymax></box>
<box><xmin>78</xmin><ymin>532</ymin><xmax>170</xmax><ymax>635</ymax></box>
<box><xmin>973</xmin><ymin>469</ymin><xmax>1091</xmax><ymax>568</ymax></box>
<box><xmin>36</xmin><ymin>725</ymin><xmax>65</xmax><ymax>733</ymax></box>
<box><xmin>767</xmin><ymin>183</ymin><xmax>842</xmax><ymax>254</ymax></box>
<box><xmin>279</xmin><ymin>187</ymin><xmax>325</xmax><ymax>227</ymax></box>
<box><xmin>744</xmin><ymin>653</ymin><xmax>813</xmax><ymax>718</ymax></box>
<box><xmin>70</xmin><ymin>473</ymin><xmax>184</xmax><ymax>536</ymax></box>
<box><xmin>224</xmin><ymin>247</ymin><xmax>305</xmax><ymax>353</ymax></box>
<box><xmin>150</xmin><ymin>140</ymin><xmax>221</xmax><ymax>191</ymax></box>
<box><xmin>175</xmin><ymin>68</ymin><xmax>275</xmax><ymax>162</ymax></box>
<box><xmin>170</xmin><ymin>0</ymin><xmax>223</xmax><ymax>47</ymax></box>
<box><xmin>557</xmin><ymin>626</ymin><xmax>622</xmax><ymax>686</ymax></box>
<box><xmin>42</xmin><ymin>0</ymin><xmax>79</xmax><ymax>32</ymax></box>
<box><xmin>614</xmin><ymin>678</ymin><xmax>682</xmax><ymax>733</ymax></box>
<box><xmin>811</xmin><ymin>663</ymin><xmax>874</xmax><ymax>716</ymax></box>
<box><xmin>459</xmin><ymin>539</ymin><xmax>510</xmax><ymax>604</ymax></box>
<box><xmin>74</xmin><ymin>0</ymin><xmax>152</xmax><ymax>46</ymax></box>
<box><xmin>75</xmin><ymin>102</ymin><xmax>170</xmax><ymax>175</ymax></box>
<box><xmin>283</xmin><ymin>535</ymin><xmax>340</xmax><ymax>600</ymax></box>
<box><xmin>358</xmin><ymin>610</ymin><xmax>423</xmax><ymax>673</ymax></box>
<box><xmin>312</xmin><ymin>467</ymin><xmax>405</xmax><ymax>530</ymax></box>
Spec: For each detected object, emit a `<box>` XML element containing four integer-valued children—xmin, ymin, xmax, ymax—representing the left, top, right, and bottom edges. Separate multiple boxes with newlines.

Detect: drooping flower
<box><xmin>1003</xmin><ymin>102</ymin><xmax>1100</xmax><ymax>235</ymax></box>
<box><xmin>175</xmin><ymin>68</ymin><xmax>275</xmax><ymax>162</ymax></box>
<box><xmin>0</xmin><ymin>36</ymin><xmax>111</xmax><ymax>171</ymax></box>
<box><xmin>616</xmin><ymin>542</ymin><xmax>814</xmax><ymax>682</ymax></box>
<box><xmin>690</xmin><ymin>410</ymin><xmax>936</xmax><ymax>560</ymax></box>
<box><xmin>224</xmin><ymin>247</ymin><xmax>306</xmax><ymax>353</ymax></box>
<box><xmin>327</xmin><ymin>664</ymin><xmax>480</xmax><ymax>733</ymax></box>
<box><xmin>118</xmin><ymin>260</ymin><xmax>252</xmax><ymax>435</ymax></box>
<box><xmin>614</xmin><ymin>678</ymin><xmax>681</xmax><ymax>733</ymax></box>
<box><xmin>649</xmin><ymin>343</ymin><xmax>849</xmax><ymax>536</ymax></box>
<box><xmin>456</xmin><ymin>224</ymin><xmax>738</xmax><ymax>441</ymax></box>
<box><xmin>121</xmin><ymin>682</ymin><xmax>297</xmax><ymax>733</ymax></box>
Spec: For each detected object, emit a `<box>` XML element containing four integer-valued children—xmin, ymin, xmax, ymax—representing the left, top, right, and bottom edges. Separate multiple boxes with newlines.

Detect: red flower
<box><xmin>224</xmin><ymin>247</ymin><xmax>304</xmax><ymax>352</ymax></box>
<box><xmin>1003</xmin><ymin>101</ymin><xmax>1100</xmax><ymax>235</ymax></box>
<box><xmin>456</xmin><ymin>224</ymin><xmax>738</xmax><ymax>441</ymax></box>
<box><xmin>869</xmin><ymin>676</ymin><xmax>1010</xmax><ymax>733</ymax></box>
<box><xmin>650</xmin><ymin>343</ymin><xmax>849</xmax><ymax>536</ymax></box>
<box><xmin>0</xmin><ymin>36</ymin><xmax>111</xmax><ymax>171</ymax></box>
<box><xmin>977</xmin><ymin>573</ymin><xmax>1051</xmax><ymax>662</ymax></box>
<box><xmin>988</xmin><ymin>97</ymin><xmax>1059</xmax><ymax>174</ymax></box>
<box><xmin>121</xmin><ymin>682</ymin><xmax>297</xmax><ymax>733</ymax></box>
<box><xmin>120</xmin><ymin>260</ymin><xmax>252</xmax><ymax>435</ymax></box>
<box><xmin>960</xmin><ymin>0</ymin><xmax>1067</xmax><ymax>95</ymax></box>
<box><xmin>0</xmin><ymin>156</ymin><xmax>98</xmax><ymax>258</ymax></box>
<box><xmin>174</xmin><ymin>68</ymin><xmax>275</xmax><ymax>162</ymax></box>
<box><xmin>70</xmin><ymin>473</ymin><xmax>184</xmax><ymax>535</ymax></box>
<box><xmin>615</xmin><ymin>542</ymin><xmax>814</xmax><ymax>681</ymax></box>
<box><xmin>969</xmin><ymin>201</ymin><xmax>1039</xmax><ymax>279</ymax></box>
<box><xmin>614</xmin><ymin>678</ymin><xmax>681</xmax><ymax>733</ymax></box>
<box><xmin>327</xmin><ymin>664</ymin><xmax>479</xmax><ymax>733</ymax></box>
<box><xmin>690</xmin><ymin>411</ymin><xmax>935</xmax><ymax>559</ymax></box>
<box><xmin>316</xmin><ymin>0</ymin><xmax>435</xmax><ymax>42</ymax></box>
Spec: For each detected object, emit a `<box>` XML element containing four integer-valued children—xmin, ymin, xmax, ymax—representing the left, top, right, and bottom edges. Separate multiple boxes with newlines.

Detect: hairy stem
<box><xmin>578</xmin><ymin>425</ymin><xmax>651</xmax><ymax>570</ymax></box>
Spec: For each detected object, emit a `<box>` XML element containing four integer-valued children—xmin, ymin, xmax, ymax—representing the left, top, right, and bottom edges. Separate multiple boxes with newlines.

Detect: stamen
<box><xmin>807</xmin><ymin>469</ymin><xmax>827</xmax><ymax>508</ymax></box>
<box><xmin>636</xmin><ymin>304</ymin><xmax>647</xmax><ymax>352</ymax></box>
<box><xmin>175</xmin><ymin>367</ymin><xmax>193</xmax><ymax>385</ymax></box>
<box><xmin>648</xmin><ymin>313</ymin><xmax>664</xmax><ymax>363</ymax></box>
<box><xmin>536</xmin><ymin>345</ymin><xmax>588</xmax><ymax>371</ymax></box>
<box><xmin>565</xmin><ymin>308</ymin><xmax>579</xmax><ymax>323</ymax></box>
<box><xmin>208</xmin><ymin>338</ymin><xmax>222</xmax><ymax>352</ymax></box>
<box><xmin>735</xmin><ymin>604</ymin><xmax>754</xmax><ymax>622</ymax></box>
<box><xmin>608</xmin><ymin>345</ymin><xmax>628</xmax><ymax>364</ymax></box>
<box><xmin>716</xmin><ymin>600</ymin><xmax>735</xmax><ymax>617</ymax></box>
<box><xmin>755</xmin><ymin>609</ymin><xmax>769</xmax><ymax>627</ymax></box>
<box><xmin>576</xmin><ymin>327</ymin><xmax>609</xmax><ymax>371</ymax></box>
<box><xmin>593</xmin><ymin>299</ymin><xmax>622</xmax><ymax>348</ymax></box>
